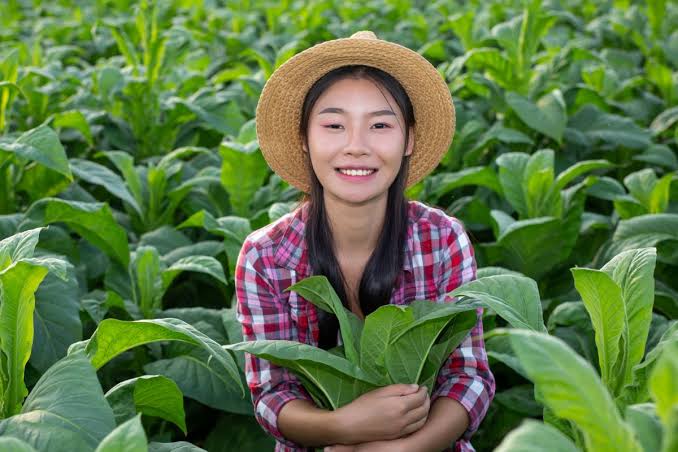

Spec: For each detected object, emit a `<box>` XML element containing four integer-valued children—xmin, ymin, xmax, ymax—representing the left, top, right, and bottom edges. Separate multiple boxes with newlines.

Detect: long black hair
<box><xmin>298</xmin><ymin>65</ymin><xmax>415</xmax><ymax>349</ymax></box>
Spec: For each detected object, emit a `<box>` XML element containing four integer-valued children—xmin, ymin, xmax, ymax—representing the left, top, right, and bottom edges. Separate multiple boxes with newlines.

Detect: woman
<box><xmin>235</xmin><ymin>31</ymin><xmax>495</xmax><ymax>452</ymax></box>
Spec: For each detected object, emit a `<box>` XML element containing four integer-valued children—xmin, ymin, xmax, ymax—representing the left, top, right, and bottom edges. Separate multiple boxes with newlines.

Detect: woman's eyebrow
<box><xmin>317</xmin><ymin>107</ymin><xmax>396</xmax><ymax>117</ymax></box>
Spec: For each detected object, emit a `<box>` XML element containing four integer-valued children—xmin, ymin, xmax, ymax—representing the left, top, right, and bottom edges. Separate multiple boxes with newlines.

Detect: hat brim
<box><xmin>255</xmin><ymin>36</ymin><xmax>455</xmax><ymax>194</ymax></box>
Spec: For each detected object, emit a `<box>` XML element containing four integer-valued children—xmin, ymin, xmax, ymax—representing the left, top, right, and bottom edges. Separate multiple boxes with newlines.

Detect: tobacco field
<box><xmin>0</xmin><ymin>0</ymin><xmax>677</xmax><ymax>451</ymax></box>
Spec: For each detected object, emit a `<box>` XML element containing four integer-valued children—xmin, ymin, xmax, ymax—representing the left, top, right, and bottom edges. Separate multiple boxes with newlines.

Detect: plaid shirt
<box><xmin>235</xmin><ymin>200</ymin><xmax>495</xmax><ymax>452</ymax></box>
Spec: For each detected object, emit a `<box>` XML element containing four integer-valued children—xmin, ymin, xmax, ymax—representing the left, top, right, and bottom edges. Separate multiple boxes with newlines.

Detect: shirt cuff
<box><xmin>254</xmin><ymin>382</ymin><xmax>314</xmax><ymax>448</ymax></box>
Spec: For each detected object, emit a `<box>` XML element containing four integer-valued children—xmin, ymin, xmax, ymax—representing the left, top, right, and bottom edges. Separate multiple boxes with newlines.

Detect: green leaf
<box><xmin>149</xmin><ymin>442</ymin><xmax>207</xmax><ymax>452</ymax></box>
<box><xmin>360</xmin><ymin>305</ymin><xmax>413</xmax><ymax>382</ymax></box>
<box><xmin>20</xmin><ymin>198</ymin><xmax>130</xmax><ymax>267</ymax></box>
<box><xmin>95</xmin><ymin>415</ymin><xmax>148</xmax><ymax>452</ymax></box>
<box><xmin>144</xmin><ymin>351</ymin><xmax>251</xmax><ymax>415</ymax></box>
<box><xmin>162</xmin><ymin>255</ymin><xmax>227</xmax><ymax>291</ymax></box>
<box><xmin>554</xmin><ymin>160</ymin><xmax>615</xmax><ymax>191</ymax></box>
<box><xmin>507</xmin><ymin>330</ymin><xmax>642</xmax><ymax>451</ymax></box>
<box><xmin>430</xmin><ymin>166</ymin><xmax>502</xmax><ymax>202</ymax></box>
<box><xmin>601</xmin><ymin>248</ymin><xmax>657</xmax><ymax>394</ymax></box>
<box><xmin>53</xmin><ymin>110</ymin><xmax>93</xmax><ymax>145</ymax></box>
<box><xmin>30</xmin><ymin>266</ymin><xmax>82</xmax><ymax>373</ymax></box>
<box><xmin>97</xmin><ymin>151</ymin><xmax>143</xmax><ymax>210</ymax></box>
<box><xmin>600</xmin><ymin>214</ymin><xmax>678</xmax><ymax>264</ymax></box>
<box><xmin>571</xmin><ymin>268</ymin><xmax>625</xmax><ymax>393</ymax></box>
<box><xmin>225</xmin><ymin>340</ymin><xmax>378</xmax><ymax>410</ymax></box>
<box><xmin>568</xmin><ymin>105</ymin><xmax>652</xmax><ymax>150</ymax></box>
<box><xmin>649</xmin><ymin>341</ymin><xmax>678</xmax><ymax>425</ymax></box>
<box><xmin>0</xmin><ymin>125</ymin><xmax>73</xmax><ymax>179</ymax></box>
<box><xmin>506</xmin><ymin>90</ymin><xmax>567</xmax><ymax>143</ymax></box>
<box><xmin>219</xmin><ymin>142</ymin><xmax>269</xmax><ymax>217</ymax></box>
<box><xmin>105</xmin><ymin>375</ymin><xmax>187</xmax><ymax>434</ymax></box>
<box><xmin>496</xmin><ymin>152</ymin><xmax>530</xmax><ymax>217</ymax></box>
<box><xmin>77</xmin><ymin>318</ymin><xmax>243</xmax><ymax>396</ymax></box>
<box><xmin>286</xmin><ymin>276</ymin><xmax>361</xmax><ymax>365</ymax></box>
<box><xmin>0</xmin><ymin>350</ymin><xmax>116</xmax><ymax>451</ymax></box>
<box><xmin>0</xmin><ymin>261</ymin><xmax>49</xmax><ymax>417</ymax></box>
<box><xmin>0</xmin><ymin>437</ymin><xmax>37</xmax><ymax>452</ymax></box>
<box><xmin>449</xmin><ymin>275</ymin><xmax>546</xmax><ymax>332</ymax></box>
<box><xmin>494</xmin><ymin>419</ymin><xmax>579</xmax><ymax>452</ymax></box>
<box><xmin>618</xmin><ymin>322</ymin><xmax>678</xmax><ymax>406</ymax></box>
<box><xmin>625</xmin><ymin>403</ymin><xmax>663</xmax><ymax>452</ymax></box>
<box><xmin>70</xmin><ymin>158</ymin><xmax>143</xmax><ymax>215</ymax></box>
<box><xmin>0</xmin><ymin>227</ymin><xmax>43</xmax><ymax>271</ymax></box>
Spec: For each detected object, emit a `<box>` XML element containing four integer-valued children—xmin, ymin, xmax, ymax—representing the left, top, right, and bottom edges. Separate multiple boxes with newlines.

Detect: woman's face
<box><xmin>304</xmin><ymin>77</ymin><xmax>413</xmax><ymax>207</ymax></box>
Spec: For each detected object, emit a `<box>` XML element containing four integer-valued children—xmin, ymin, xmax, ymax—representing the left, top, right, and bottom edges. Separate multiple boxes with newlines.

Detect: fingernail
<box><xmin>410</xmin><ymin>384</ymin><xmax>419</xmax><ymax>390</ymax></box>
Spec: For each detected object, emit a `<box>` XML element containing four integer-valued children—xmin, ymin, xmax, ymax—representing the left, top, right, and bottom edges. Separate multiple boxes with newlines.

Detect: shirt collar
<box><xmin>273</xmin><ymin>201</ymin><xmax>415</xmax><ymax>276</ymax></box>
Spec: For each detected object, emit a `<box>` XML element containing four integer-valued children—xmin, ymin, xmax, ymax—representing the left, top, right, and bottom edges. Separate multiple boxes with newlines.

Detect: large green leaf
<box><xmin>219</xmin><ymin>141</ymin><xmax>269</xmax><ymax>217</ymax></box>
<box><xmin>225</xmin><ymin>340</ymin><xmax>379</xmax><ymax>410</ymax></box>
<box><xmin>496</xmin><ymin>152</ymin><xmax>530</xmax><ymax>217</ymax></box>
<box><xmin>162</xmin><ymin>255</ymin><xmax>227</xmax><ymax>290</ymax></box>
<box><xmin>0</xmin><ymin>437</ymin><xmax>36</xmax><ymax>452</ymax></box>
<box><xmin>69</xmin><ymin>158</ymin><xmax>142</xmax><ymax>215</ymax></box>
<box><xmin>94</xmin><ymin>414</ymin><xmax>148</xmax><ymax>452</ymax></box>
<box><xmin>599</xmin><ymin>214</ymin><xmax>678</xmax><ymax>263</ymax></box>
<box><xmin>507</xmin><ymin>330</ymin><xmax>642</xmax><ymax>451</ymax></box>
<box><xmin>601</xmin><ymin>248</ymin><xmax>657</xmax><ymax>394</ymax></box>
<box><xmin>285</xmin><ymin>276</ymin><xmax>361</xmax><ymax>365</ymax></box>
<box><xmin>105</xmin><ymin>375</ymin><xmax>187</xmax><ymax>434</ymax></box>
<box><xmin>618</xmin><ymin>322</ymin><xmax>678</xmax><ymax>406</ymax></box>
<box><xmin>506</xmin><ymin>90</ymin><xmax>567</xmax><ymax>143</ymax></box>
<box><xmin>0</xmin><ymin>125</ymin><xmax>72</xmax><ymax>179</ymax></box>
<box><xmin>30</xmin><ymin>266</ymin><xmax>82</xmax><ymax>373</ymax></box>
<box><xmin>449</xmin><ymin>275</ymin><xmax>546</xmax><ymax>332</ymax></box>
<box><xmin>359</xmin><ymin>305</ymin><xmax>413</xmax><ymax>382</ymax></box>
<box><xmin>75</xmin><ymin>318</ymin><xmax>243</xmax><ymax>396</ymax></box>
<box><xmin>571</xmin><ymin>268</ymin><xmax>625</xmax><ymax>393</ymax></box>
<box><xmin>625</xmin><ymin>403</ymin><xmax>663</xmax><ymax>452</ymax></box>
<box><xmin>0</xmin><ymin>350</ymin><xmax>116</xmax><ymax>451</ymax></box>
<box><xmin>554</xmin><ymin>160</ymin><xmax>615</xmax><ymax>192</ymax></box>
<box><xmin>0</xmin><ymin>228</ymin><xmax>43</xmax><ymax>271</ymax></box>
<box><xmin>0</xmin><ymin>260</ymin><xmax>49</xmax><ymax>417</ymax></box>
<box><xmin>568</xmin><ymin>105</ymin><xmax>652</xmax><ymax>150</ymax></box>
<box><xmin>144</xmin><ymin>350</ymin><xmax>251</xmax><ymax>415</ymax></box>
<box><xmin>19</xmin><ymin>198</ymin><xmax>130</xmax><ymax>267</ymax></box>
<box><xmin>149</xmin><ymin>442</ymin><xmax>207</xmax><ymax>452</ymax></box>
<box><xmin>649</xmin><ymin>341</ymin><xmax>678</xmax><ymax>426</ymax></box>
<box><xmin>494</xmin><ymin>419</ymin><xmax>579</xmax><ymax>452</ymax></box>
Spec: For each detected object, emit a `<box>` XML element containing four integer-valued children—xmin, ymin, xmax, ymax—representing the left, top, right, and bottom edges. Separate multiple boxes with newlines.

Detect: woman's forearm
<box><xmin>399</xmin><ymin>397</ymin><xmax>470</xmax><ymax>452</ymax></box>
<box><xmin>278</xmin><ymin>399</ymin><xmax>346</xmax><ymax>448</ymax></box>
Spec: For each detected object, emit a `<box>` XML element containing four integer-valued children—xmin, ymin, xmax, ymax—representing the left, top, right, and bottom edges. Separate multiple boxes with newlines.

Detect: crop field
<box><xmin>0</xmin><ymin>0</ymin><xmax>676</xmax><ymax>451</ymax></box>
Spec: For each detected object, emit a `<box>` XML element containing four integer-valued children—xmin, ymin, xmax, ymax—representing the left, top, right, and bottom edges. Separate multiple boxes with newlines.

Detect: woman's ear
<box><xmin>404</xmin><ymin>127</ymin><xmax>414</xmax><ymax>156</ymax></box>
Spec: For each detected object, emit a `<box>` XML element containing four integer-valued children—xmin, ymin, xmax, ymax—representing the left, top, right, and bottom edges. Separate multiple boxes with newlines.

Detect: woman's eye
<box><xmin>373</xmin><ymin>123</ymin><xmax>390</xmax><ymax>129</ymax></box>
<box><xmin>325</xmin><ymin>124</ymin><xmax>343</xmax><ymax>129</ymax></box>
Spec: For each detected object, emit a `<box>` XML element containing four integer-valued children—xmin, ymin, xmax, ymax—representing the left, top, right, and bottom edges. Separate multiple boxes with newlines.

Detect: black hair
<box><xmin>297</xmin><ymin>65</ymin><xmax>415</xmax><ymax>349</ymax></box>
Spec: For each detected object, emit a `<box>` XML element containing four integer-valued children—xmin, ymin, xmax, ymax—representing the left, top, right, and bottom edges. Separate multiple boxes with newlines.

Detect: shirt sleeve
<box><xmin>234</xmin><ymin>238</ymin><xmax>314</xmax><ymax>448</ymax></box>
<box><xmin>431</xmin><ymin>218</ymin><xmax>496</xmax><ymax>441</ymax></box>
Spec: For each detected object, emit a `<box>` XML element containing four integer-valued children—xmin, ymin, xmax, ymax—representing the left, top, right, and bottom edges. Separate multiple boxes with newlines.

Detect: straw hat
<box><xmin>255</xmin><ymin>30</ymin><xmax>455</xmax><ymax>194</ymax></box>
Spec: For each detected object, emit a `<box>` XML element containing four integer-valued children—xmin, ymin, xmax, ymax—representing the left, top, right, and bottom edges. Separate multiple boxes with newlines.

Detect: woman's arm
<box><xmin>278</xmin><ymin>399</ymin><xmax>345</xmax><ymax>447</ymax></box>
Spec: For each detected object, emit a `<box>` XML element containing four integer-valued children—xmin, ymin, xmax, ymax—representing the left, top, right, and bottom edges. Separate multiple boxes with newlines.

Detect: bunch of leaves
<box><xmin>226</xmin><ymin>275</ymin><xmax>483</xmax><ymax>409</ymax></box>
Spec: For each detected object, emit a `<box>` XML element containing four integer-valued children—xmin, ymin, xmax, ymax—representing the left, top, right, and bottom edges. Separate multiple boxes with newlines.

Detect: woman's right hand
<box><xmin>333</xmin><ymin>384</ymin><xmax>430</xmax><ymax>444</ymax></box>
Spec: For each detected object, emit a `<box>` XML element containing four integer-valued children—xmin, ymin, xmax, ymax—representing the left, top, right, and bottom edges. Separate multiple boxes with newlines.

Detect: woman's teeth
<box><xmin>338</xmin><ymin>169</ymin><xmax>375</xmax><ymax>176</ymax></box>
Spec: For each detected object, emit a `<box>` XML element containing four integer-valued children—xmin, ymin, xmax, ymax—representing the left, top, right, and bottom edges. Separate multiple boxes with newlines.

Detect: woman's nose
<box><xmin>343</xmin><ymin>127</ymin><xmax>369</xmax><ymax>155</ymax></box>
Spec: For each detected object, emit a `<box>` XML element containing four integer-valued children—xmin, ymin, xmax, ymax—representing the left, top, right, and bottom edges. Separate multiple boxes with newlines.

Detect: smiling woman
<box><xmin>235</xmin><ymin>31</ymin><xmax>495</xmax><ymax>452</ymax></box>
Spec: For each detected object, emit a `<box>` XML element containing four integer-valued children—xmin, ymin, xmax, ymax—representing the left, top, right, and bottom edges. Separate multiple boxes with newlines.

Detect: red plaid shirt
<box><xmin>235</xmin><ymin>200</ymin><xmax>495</xmax><ymax>451</ymax></box>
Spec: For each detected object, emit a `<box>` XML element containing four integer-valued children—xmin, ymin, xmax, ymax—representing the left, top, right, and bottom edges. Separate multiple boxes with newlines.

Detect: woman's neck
<box><xmin>323</xmin><ymin>193</ymin><xmax>387</xmax><ymax>258</ymax></box>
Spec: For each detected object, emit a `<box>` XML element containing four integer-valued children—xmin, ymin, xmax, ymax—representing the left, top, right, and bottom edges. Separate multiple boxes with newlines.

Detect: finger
<box><xmin>380</xmin><ymin>383</ymin><xmax>419</xmax><ymax>397</ymax></box>
<box><xmin>403</xmin><ymin>397</ymin><xmax>430</xmax><ymax>425</ymax></box>
<box><xmin>401</xmin><ymin>414</ymin><xmax>428</xmax><ymax>436</ymax></box>
<box><xmin>401</xmin><ymin>386</ymin><xmax>428</xmax><ymax>410</ymax></box>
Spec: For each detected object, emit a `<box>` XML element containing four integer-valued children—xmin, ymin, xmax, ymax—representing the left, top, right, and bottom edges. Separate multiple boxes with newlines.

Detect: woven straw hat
<box><xmin>255</xmin><ymin>30</ymin><xmax>455</xmax><ymax>194</ymax></box>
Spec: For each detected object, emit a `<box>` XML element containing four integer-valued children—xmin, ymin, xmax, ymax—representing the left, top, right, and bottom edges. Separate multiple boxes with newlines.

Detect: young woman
<box><xmin>235</xmin><ymin>31</ymin><xmax>495</xmax><ymax>452</ymax></box>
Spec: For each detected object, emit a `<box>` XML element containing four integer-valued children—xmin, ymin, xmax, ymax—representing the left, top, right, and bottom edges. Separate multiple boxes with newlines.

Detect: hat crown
<box><xmin>350</xmin><ymin>30</ymin><xmax>378</xmax><ymax>40</ymax></box>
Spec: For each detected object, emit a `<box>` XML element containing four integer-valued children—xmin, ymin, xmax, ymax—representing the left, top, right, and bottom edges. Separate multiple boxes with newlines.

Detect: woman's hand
<box><xmin>333</xmin><ymin>384</ymin><xmax>430</xmax><ymax>444</ymax></box>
